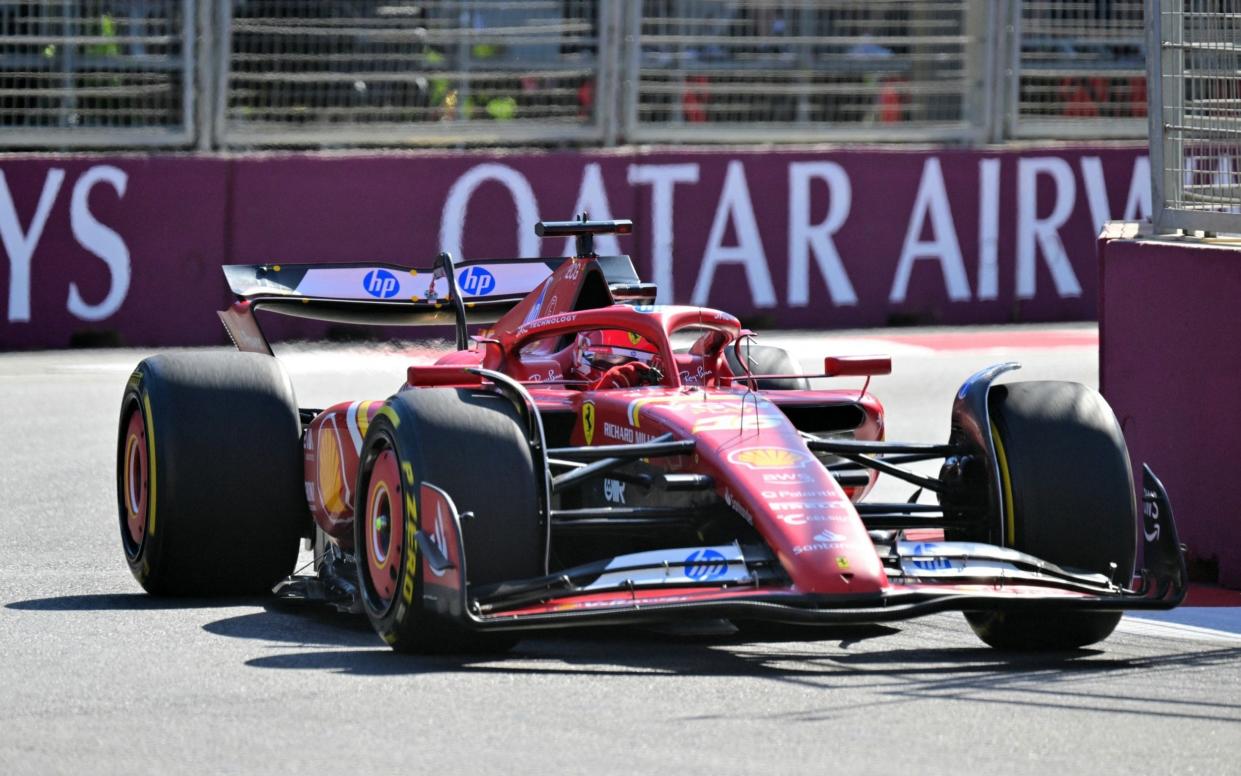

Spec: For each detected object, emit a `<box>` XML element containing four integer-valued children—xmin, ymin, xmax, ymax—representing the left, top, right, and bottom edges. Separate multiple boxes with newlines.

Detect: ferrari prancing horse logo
<box><xmin>582</xmin><ymin>402</ymin><xmax>596</xmax><ymax>445</ymax></box>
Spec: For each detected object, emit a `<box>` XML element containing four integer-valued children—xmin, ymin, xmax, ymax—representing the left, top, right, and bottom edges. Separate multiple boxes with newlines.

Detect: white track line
<box><xmin>1117</xmin><ymin>614</ymin><xmax>1241</xmax><ymax>643</ymax></box>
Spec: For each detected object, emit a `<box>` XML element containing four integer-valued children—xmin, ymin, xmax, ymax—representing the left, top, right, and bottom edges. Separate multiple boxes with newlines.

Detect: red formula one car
<box><xmin>116</xmin><ymin>217</ymin><xmax>1185</xmax><ymax>652</ymax></box>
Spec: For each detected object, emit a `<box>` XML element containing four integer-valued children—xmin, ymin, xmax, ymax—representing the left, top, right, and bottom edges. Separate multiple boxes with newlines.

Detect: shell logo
<box><xmin>317</xmin><ymin>424</ymin><xmax>349</xmax><ymax>516</ymax></box>
<box><xmin>727</xmin><ymin>447</ymin><xmax>811</xmax><ymax>470</ymax></box>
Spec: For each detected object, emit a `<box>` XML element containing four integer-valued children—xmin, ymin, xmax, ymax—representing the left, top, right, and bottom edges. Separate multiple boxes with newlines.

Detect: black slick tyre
<box><xmin>725</xmin><ymin>344</ymin><xmax>808</xmax><ymax>390</ymax></box>
<box><xmin>116</xmin><ymin>352</ymin><xmax>306</xmax><ymax>595</ymax></box>
<box><xmin>355</xmin><ymin>388</ymin><xmax>543</xmax><ymax>653</ymax></box>
<box><xmin>965</xmin><ymin>381</ymin><xmax>1136</xmax><ymax>650</ymax></box>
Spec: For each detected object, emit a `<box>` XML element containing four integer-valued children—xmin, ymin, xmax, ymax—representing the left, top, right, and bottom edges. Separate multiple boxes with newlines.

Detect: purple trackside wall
<box><xmin>0</xmin><ymin>146</ymin><xmax>1150</xmax><ymax>349</ymax></box>
<box><xmin>1099</xmin><ymin>222</ymin><xmax>1241</xmax><ymax>588</ymax></box>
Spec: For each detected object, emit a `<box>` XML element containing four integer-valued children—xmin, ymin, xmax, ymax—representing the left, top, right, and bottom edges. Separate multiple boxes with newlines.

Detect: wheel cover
<box><xmin>121</xmin><ymin>409</ymin><xmax>148</xmax><ymax>554</ymax></box>
<box><xmin>364</xmin><ymin>448</ymin><xmax>405</xmax><ymax>607</ymax></box>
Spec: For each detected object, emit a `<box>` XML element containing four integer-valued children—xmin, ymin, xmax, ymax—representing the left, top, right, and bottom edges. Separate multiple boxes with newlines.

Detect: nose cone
<box><xmin>636</xmin><ymin>392</ymin><xmax>888</xmax><ymax>596</ymax></box>
<box><xmin>719</xmin><ymin>443</ymin><xmax>887</xmax><ymax>595</ymax></box>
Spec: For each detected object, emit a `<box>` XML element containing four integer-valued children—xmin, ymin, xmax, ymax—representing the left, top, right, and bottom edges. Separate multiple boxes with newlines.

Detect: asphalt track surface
<box><xmin>3</xmin><ymin>325</ymin><xmax>1239</xmax><ymax>774</ymax></box>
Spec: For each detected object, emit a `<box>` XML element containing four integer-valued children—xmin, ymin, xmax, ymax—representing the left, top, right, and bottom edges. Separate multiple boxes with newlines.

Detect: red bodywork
<box><xmin>250</xmin><ymin>234</ymin><xmax>1183</xmax><ymax>633</ymax></box>
<box><xmin>304</xmin><ymin>256</ymin><xmax>889</xmax><ymax>598</ymax></box>
<box><xmin>219</xmin><ymin>221</ymin><xmax>1183</xmax><ymax>638</ymax></box>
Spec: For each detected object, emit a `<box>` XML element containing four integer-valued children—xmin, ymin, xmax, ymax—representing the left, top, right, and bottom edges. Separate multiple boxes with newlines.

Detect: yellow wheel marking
<box><xmin>991</xmin><ymin>421</ymin><xmax>1015</xmax><ymax>546</ymax></box>
<box><xmin>376</xmin><ymin>405</ymin><xmax>400</xmax><ymax>429</ymax></box>
<box><xmin>124</xmin><ymin>435</ymin><xmax>141</xmax><ymax>514</ymax></box>
<box><xmin>141</xmin><ymin>395</ymin><xmax>157</xmax><ymax>537</ymax></box>
<box><xmin>369</xmin><ymin>479</ymin><xmax>393</xmax><ymax>569</ymax></box>
<box><xmin>401</xmin><ymin>490</ymin><xmax>419</xmax><ymax>604</ymax></box>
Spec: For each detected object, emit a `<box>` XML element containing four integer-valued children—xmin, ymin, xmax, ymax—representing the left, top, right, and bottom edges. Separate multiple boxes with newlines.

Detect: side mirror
<box><xmin>824</xmin><ymin>355</ymin><xmax>892</xmax><ymax>377</ymax></box>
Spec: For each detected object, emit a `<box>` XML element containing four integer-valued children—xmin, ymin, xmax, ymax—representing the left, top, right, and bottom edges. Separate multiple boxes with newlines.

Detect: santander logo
<box><xmin>792</xmin><ymin>528</ymin><xmax>849</xmax><ymax>556</ymax></box>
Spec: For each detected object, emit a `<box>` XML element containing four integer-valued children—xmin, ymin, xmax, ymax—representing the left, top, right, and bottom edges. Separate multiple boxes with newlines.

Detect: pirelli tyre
<box><xmin>724</xmin><ymin>344</ymin><xmax>808</xmax><ymax>390</ymax></box>
<box><xmin>965</xmin><ymin>381</ymin><xmax>1137</xmax><ymax>650</ymax></box>
<box><xmin>355</xmin><ymin>388</ymin><xmax>543</xmax><ymax>654</ymax></box>
<box><xmin>116</xmin><ymin>352</ymin><xmax>306</xmax><ymax>595</ymax></box>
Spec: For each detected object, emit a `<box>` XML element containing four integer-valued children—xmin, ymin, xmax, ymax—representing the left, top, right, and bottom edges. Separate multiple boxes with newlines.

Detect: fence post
<box><xmin>618</xmin><ymin>2</ymin><xmax>641</xmax><ymax>145</ymax></box>
<box><xmin>193</xmin><ymin>0</ymin><xmax>214</xmax><ymax>151</ymax></box>
<box><xmin>600</xmin><ymin>1</ymin><xmax>624</xmax><ymax>147</ymax></box>
<box><xmin>213</xmin><ymin>3</ymin><xmax>232</xmax><ymax>148</ymax></box>
<box><xmin>968</xmin><ymin>0</ymin><xmax>1002</xmax><ymax>143</ymax></box>
<box><xmin>1002</xmin><ymin>0</ymin><xmax>1022</xmax><ymax>143</ymax></box>
<box><xmin>1164</xmin><ymin>0</ymin><xmax>1184</xmax><ymax>232</ymax></box>
<box><xmin>1147</xmin><ymin>0</ymin><xmax>1165</xmax><ymax>233</ymax></box>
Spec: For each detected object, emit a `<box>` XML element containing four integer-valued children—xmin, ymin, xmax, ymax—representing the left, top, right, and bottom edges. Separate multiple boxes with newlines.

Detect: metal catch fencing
<box><xmin>0</xmin><ymin>1</ymin><xmax>1158</xmax><ymax>150</ymax></box>
<box><xmin>0</xmin><ymin>0</ymin><xmax>194</xmax><ymax>146</ymax></box>
<box><xmin>1150</xmin><ymin>0</ymin><xmax>1241</xmax><ymax>235</ymax></box>
<box><xmin>1008</xmin><ymin>0</ymin><xmax>1147</xmax><ymax>139</ymax></box>
<box><xmin>215</xmin><ymin>0</ymin><xmax>614</xmax><ymax>147</ymax></box>
<box><xmin>622</xmin><ymin>0</ymin><xmax>989</xmax><ymax>144</ymax></box>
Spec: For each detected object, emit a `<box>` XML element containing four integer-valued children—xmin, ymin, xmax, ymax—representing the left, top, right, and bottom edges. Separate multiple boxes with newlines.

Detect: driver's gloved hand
<box><xmin>591</xmin><ymin>361</ymin><xmax>661</xmax><ymax>390</ymax></box>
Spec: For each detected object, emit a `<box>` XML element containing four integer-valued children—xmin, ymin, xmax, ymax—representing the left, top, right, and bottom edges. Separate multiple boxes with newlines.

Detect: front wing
<box><xmin>415</xmin><ymin>467</ymin><xmax>1187</xmax><ymax>633</ymax></box>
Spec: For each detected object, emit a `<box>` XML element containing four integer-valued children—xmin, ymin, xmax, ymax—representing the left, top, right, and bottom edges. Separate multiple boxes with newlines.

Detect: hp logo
<box><xmin>684</xmin><ymin>549</ymin><xmax>728</xmax><ymax>581</ymax></box>
<box><xmin>362</xmin><ymin>269</ymin><xmax>399</xmax><ymax>299</ymax></box>
<box><xmin>909</xmin><ymin>542</ymin><xmax>954</xmax><ymax>571</ymax></box>
<box><xmin>458</xmin><ymin>266</ymin><xmax>496</xmax><ymax>296</ymax></box>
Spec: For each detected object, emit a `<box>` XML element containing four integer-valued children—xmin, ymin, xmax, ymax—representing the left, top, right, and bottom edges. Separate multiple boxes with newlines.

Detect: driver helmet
<box><xmin>571</xmin><ymin>329</ymin><xmax>659</xmax><ymax>378</ymax></box>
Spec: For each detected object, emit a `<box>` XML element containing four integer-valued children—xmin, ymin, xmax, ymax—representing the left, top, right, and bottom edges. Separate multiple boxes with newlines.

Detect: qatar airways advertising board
<box><xmin>0</xmin><ymin>147</ymin><xmax>1149</xmax><ymax>349</ymax></box>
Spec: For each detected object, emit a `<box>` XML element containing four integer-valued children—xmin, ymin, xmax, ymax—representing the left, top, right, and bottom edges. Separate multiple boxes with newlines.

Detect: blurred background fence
<box><xmin>1010</xmin><ymin>0</ymin><xmax>1146</xmax><ymax>139</ymax></box>
<box><xmin>215</xmin><ymin>0</ymin><xmax>616</xmax><ymax>146</ymax></box>
<box><xmin>1</xmin><ymin>0</ymin><xmax>195</xmax><ymax>146</ymax></box>
<box><xmin>0</xmin><ymin>0</ymin><xmax>1157</xmax><ymax>150</ymax></box>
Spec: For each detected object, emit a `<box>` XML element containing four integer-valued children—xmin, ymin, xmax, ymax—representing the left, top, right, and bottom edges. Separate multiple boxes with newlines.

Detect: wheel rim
<box><xmin>120</xmin><ymin>408</ymin><xmax>148</xmax><ymax>556</ymax></box>
<box><xmin>364</xmin><ymin>448</ymin><xmax>405</xmax><ymax>607</ymax></box>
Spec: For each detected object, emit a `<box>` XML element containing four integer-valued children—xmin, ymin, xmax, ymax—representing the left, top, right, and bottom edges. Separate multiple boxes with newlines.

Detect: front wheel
<box><xmin>355</xmin><ymin>388</ymin><xmax>544</xmax><ymax>653</ymax></box>
<box><xmin>964</xmin><ymin>381</ymin><xmax>1137</xmax><ymax>650</ymax></box>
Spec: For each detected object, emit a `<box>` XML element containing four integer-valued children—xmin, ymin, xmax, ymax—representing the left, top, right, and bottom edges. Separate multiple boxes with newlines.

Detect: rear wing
<box><xmin>219</xmin><ymin>217</ymin><xmax>652</xmax><ymax>353</ymax></box>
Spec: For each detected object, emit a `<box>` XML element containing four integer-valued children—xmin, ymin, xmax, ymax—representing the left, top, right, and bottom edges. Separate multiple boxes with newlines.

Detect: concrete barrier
<box><xmin>1</xmin><ymin>146</ymin><xmax>1149</xmax><ymax>349</ymax></box>
<box><xmin>1099</xmin><ymin>222</ymin><xmax>1241</xmax><ymax>588</ymax></box>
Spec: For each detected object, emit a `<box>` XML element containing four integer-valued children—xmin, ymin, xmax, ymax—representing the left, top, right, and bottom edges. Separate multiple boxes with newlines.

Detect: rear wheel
<box><xmin>965</xmin><ymin>381</ymin><xmax>1136</xmax><ymax>650</ymax></box>
<box><xmin>356</xmin><ymin>388</ymin><xmax>543</xmax><ymax>653</ymax></box>
<box><xmin>117</xmin><ymin>353</ymin><xmax>306</xmax><ymax>595</ymax></box>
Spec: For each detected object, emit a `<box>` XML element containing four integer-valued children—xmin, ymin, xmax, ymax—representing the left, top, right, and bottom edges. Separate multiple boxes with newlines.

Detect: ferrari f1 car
<box><xmin>116</xmin><ymin>216</ymin><xmax>1185</xmax><ymax>652</ymax></box>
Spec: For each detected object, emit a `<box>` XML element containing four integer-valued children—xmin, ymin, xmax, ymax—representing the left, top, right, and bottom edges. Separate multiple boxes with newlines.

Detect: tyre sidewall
<box><xmin>355</xmin><ymin>390</ymin><xmax>538</xmax><ymax>653</ymax></box>
<box><xmin>355</xmin><ymin>412</ymin><xmax>430</xmax><ymax>650</ymax></box>
<box><xmin>116</xmin><ymin>354</ymin><xmax>306</xmax><ymax>596</ymax></box>
<box><xmin>117</xmin><ymin>382</ymin><xmax>161</xmax><ymax>590</ymax></box>
<box><xmin>968</xmin><ymin>381</ymin><xmax>1135</xmax><ymax>650</ymax></box>
<box><xmin>990</xmin><ymin>381</ymin><xmax>1137</xmax><ymax>577</ymax></box>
